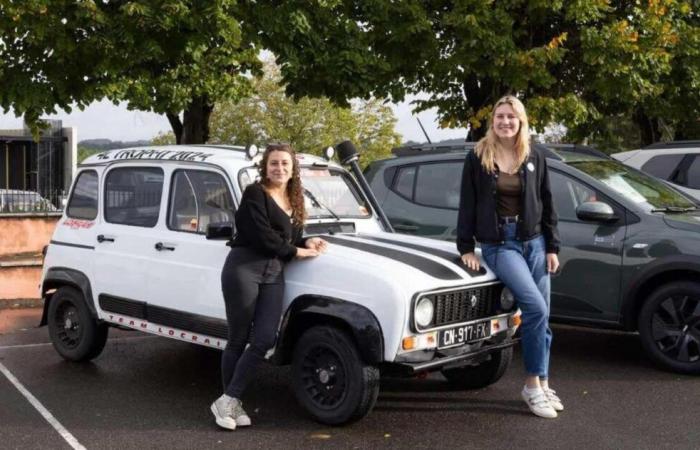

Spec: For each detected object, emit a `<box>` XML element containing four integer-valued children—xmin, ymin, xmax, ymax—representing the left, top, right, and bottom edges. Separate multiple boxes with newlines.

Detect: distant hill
<box><xmin>78</xmin><ymin>139</ymin><xmax>152</xmax><ymax>150</ymax></box>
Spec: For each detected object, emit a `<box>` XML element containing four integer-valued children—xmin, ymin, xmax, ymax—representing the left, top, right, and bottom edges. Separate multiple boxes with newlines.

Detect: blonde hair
<box><xmin>475</xmin><ymin>95</ymin><xmax>530</xmax><ymax>173</ymax></box>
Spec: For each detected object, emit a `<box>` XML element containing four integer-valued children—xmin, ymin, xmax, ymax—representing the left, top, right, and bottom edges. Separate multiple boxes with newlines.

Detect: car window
<box><xmin>414</xmin><ymin>162</ymin><xmax>462</xmax><ymax>210</ymax></box>
<box><xmin>550</xmin><ymin>171</ymin><xmax>599</xmax><ymax>221</ymax></box>
<box><xmin>105</xmin><ymin>167</ymin><xmax>164</xmax><ymax>227</ymax></box>
<box><xmin>686</xmin><ymin>156</ymin><xmax>700</xmax><ymax>189</ymax></box>
<box><xmin>641</xmin><ymin>154</ymin><xmax>684</xmax><ymax>180</ymax></box>
<box><xmin>168</xmin><ymin>169</ymin><xmax>235</xmax><ymax>233</ymax></box>
<box><xmin>67</xmin><ymin>170</ymin><xmax>98</xmax><ymax>220</ymax></box>
<box><xmin>392</xmin><ymin>166</ymin><xmax>416</xmax><ymax>200</ymax></box>
<box><xmin>568</xmin><ymin>160</ymin><xmax>695</xmax><ymax>210</ymax></box>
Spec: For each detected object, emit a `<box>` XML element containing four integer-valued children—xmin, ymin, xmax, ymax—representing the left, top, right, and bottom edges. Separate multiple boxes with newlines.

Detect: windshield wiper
<box><xmin>651</xmin><ymin>205</ymin><xmax>698</xmax><ymax>213</ymax></box>
<box><xmin>303</xmin><ymin>188</ymin><xmax>340</xmax><ymax>221</ymax></box>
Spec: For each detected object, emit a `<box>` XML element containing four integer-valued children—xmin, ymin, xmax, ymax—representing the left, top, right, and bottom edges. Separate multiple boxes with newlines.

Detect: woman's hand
<box><xmin>305</xmin><ymin>237</ymin><xmax>328</xmax><ymax>253</ymax></box>
<box><xmin>546</xmin><ymin>253</ymin><xmax>560</xmax><ymax>273</ymax></box>
<box><xmin>460</xmin><ymin>252</ymin><xmax>480</xmax><ymax>271</ymax></box>
<box><xmin>296</xmin><ymin>247</ymin><xmax>320</xmax><ymax>259</ymax></box>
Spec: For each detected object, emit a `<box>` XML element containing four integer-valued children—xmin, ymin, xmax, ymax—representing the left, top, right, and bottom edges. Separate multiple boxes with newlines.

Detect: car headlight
<box><xmin>415</xmin><ymin>297</ymin><xmax>434</xmax><ymax>328</ymax></box>
<box><xmin>500</xmin><ymin>286</ymin><xmax>515</xmax><ymax>310</ymax></box>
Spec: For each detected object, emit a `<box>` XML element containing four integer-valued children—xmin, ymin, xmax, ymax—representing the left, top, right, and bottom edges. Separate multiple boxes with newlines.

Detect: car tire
<box><xmin>291</xmin><ymin>325</ymin><xmax>380</xmax><ymax>425</ymax></box>
<box><xmin>638</xmin><ymin>282</ymin><xmax>700</xmax><ymax>374</ymax></box>
<box><xmin>47</xmin><ymin>287</ymin><xmax>109</xmax><ymax>362</ymax></box>
<box><xmin>441</xmin><ymin>346</ymin><xmax>513</xmax><ymax>389</ymax></box>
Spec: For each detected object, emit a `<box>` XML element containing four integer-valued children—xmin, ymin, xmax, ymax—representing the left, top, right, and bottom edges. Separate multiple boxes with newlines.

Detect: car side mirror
<box><xmin>206</xmin><ymin>221</ymin><xmax>235</xmax><ymax>240</ymax></box>
<box><xmin>576</xmin><ymin>201</ymin><xmax>619</xmax><ymax>223</ymax></box>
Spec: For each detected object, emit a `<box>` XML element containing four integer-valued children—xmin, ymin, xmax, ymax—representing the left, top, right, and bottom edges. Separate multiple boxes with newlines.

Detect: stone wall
<box><xmin>0</xmin><ymin>214</ymin><xmax>60</xmax><ymax>307</ymax></box>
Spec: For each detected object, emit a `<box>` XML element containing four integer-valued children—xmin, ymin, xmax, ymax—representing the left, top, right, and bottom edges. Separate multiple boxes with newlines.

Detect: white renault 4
<box><xmin>40</xmin><ymin>143</ymin><xmax>520</xmax><ymax>424</ymax></box>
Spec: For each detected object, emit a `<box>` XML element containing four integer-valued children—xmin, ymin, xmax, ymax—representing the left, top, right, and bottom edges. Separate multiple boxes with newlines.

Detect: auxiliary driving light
<box><xmin>245</xmin><ymin>144</ymin><xmax>259</xmax><ymax>160</ymax></box>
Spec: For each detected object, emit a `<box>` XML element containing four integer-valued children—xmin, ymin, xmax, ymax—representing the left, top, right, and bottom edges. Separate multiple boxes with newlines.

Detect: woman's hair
<box><xmin>475</xmin><ymin>95</ymin><xmax>531</xmax><ymax>173</ymax></box>
<box><xmin>259</xmin><ymin>143</ymin><xmax>307</xmax><ymax>225</ymax></box>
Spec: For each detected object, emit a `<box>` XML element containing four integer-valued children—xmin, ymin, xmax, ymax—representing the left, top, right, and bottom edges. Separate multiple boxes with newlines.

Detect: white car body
<box><xmin>40</xmin><ymin>145</ymin><xmax>519</xmax><ymax>424</ymax></box>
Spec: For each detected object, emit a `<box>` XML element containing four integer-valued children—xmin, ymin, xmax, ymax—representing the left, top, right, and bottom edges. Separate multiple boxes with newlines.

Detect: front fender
<box><xmin>276</xmin><ymin>295</ymin><xmax>384</xmax><ymax>365</ymax></box>
<box><xmin>40</xmin><ymin>267</ymin><xmax>97</xmax><ymax>326</ymax></box>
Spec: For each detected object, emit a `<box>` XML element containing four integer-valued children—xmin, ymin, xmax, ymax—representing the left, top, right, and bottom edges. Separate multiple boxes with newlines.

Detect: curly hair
<box><xmin>258</xmin><ymin>143</ymin><xmax>307</xmax><ymax>226</ymax></box>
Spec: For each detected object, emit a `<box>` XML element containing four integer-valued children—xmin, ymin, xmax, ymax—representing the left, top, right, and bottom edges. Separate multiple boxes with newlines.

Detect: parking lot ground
<box><xmin>1</xmin><ymin>309</ymin><xmax>699</xmax><ymax>449</ymax></box>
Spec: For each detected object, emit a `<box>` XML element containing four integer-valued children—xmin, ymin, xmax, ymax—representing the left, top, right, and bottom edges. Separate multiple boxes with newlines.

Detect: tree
<box><xmin>246</xmin><ymin>0</ymin><xmax>698</xmax><ymax>147</ymax></box>
<box><xmin>0</xmin><ymin>1</ymin><xmax>259</xmax><ymax>143</ymax></box>
<box><xmin>207</xmin><ymin>60</ymin><xmax>401</xmax><ymax>164</ymax></box>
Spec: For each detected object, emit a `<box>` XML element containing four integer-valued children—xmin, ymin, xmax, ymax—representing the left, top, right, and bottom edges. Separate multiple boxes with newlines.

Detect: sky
<box><xmin>0</xmin><ymin>96</ymin><xmax>468</xmax><ymax>145</ymax></box>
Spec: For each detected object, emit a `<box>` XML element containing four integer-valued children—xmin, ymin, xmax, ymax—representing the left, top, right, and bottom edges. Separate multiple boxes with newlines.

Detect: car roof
<box><xmin>372</xmin><ymin>142</ymin><xmax>610</xmax><ymax>167</ymax></box>
<box><xmin>79</xmin><ymin>144</ymin><xmax>337</xmax><ymax>168</ymax></box>
<box><xmin>643</xmin><ymin>140</ymin><xmax>700</xmax><ymax>150</ymax></box>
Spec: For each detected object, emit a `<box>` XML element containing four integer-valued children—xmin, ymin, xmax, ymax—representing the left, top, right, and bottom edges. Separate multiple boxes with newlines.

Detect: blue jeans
<box><xmin>480</xmin><ymin>223</ymin><xmax>552</xmax><ymax>378</ymax></box>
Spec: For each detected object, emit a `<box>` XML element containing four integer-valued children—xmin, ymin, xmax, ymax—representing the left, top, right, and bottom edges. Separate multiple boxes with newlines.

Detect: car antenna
<box><xmin>417</xmin><ymin>117</ymin><xmax>432</xmax><ymax>144</ymax></box>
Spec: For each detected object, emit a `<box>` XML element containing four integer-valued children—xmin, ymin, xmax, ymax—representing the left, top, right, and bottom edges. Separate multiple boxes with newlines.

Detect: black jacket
<box><xmin>230</xmin><ymin>183</ymin><xmax>306</xmax><ymax>261</ymax></box>
<box><xmin>457</xmin><ymin>145</ymin><xmax>560</xmax><ymax>255</ymax></box>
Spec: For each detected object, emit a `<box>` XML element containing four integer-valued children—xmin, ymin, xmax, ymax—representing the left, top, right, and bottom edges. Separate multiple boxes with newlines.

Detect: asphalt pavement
<box><xmin>1</xmin><ymin>308</ymin><xmax>698</xmax><ymax>449</ymax></box>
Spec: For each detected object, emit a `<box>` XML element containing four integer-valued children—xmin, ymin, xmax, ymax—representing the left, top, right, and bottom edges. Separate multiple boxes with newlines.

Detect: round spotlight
<box><xmin>499</xmin><ymin>286</ymin><xmax>515</xmax><ymax>310</ymax></box>
<box><xmin>415</xmin><ymin>297</ymin><xmax>435</xmax><ymax>328</ymax></box>
<box><xmin>245</xmin><ymin>144</ymin><xmax>259</xmax><ymax>160</ymax></box>
<box><xmin>323</xmin><ymin>146</ymin><xmax>335</xmax><ymax>161</ymax></box>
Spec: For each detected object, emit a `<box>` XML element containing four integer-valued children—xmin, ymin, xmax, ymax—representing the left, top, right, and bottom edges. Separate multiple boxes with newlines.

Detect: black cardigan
<box><xmin>456</xmin><ymin>146</ymin><xmax>560</xmax><ymax>255</ymax></box>
<box><xmin>230</xmin><ymin>183</ymin><xmax>306</xmax><ymax>262</ymax></box>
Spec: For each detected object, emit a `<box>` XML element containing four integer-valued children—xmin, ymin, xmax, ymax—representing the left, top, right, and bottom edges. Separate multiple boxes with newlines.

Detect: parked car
<box><xmin>365</xmin><ymin>143</ymin><xmax>700</xmax><ymax>374</ymax></box>
<box><xmin>613</xmin><ymin>141</ymin><xmax>700</xmax><ymax>201</ymax></box>
<box><xmin>40</xmin><ymin>144</ymin><xmax>521</xmax><ymax>425</ymax></box>
<box><xmin>0</xmin><ymin>189</ymin><xmax>58</xmax><ymax>213</ymax></box>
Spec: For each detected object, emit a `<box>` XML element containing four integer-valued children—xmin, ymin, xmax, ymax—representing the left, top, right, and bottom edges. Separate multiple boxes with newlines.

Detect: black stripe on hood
<box><xmin>323</xmin><ymin>235</ymin><xmax>461</xmax><ymax>281</ymax></box>
<box><xmin>358</xmin><ymin>235</ymin><xmax>486</xmax><ymax>277</ymax></box>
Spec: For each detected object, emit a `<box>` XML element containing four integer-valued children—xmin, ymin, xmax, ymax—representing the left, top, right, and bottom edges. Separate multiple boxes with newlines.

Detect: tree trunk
<box><xmin>463</xmin><ymin>76</ymin><xmax>506</xmax><ymax>142</ymax></box>
<box><xmin>166</xmin><ymin>95</ymin><xmax>214</xmax><ymax>145</ymax></box>
<box><xmin>633</xmin><ymin>108</ymin><xmax>661</xmax><ymax>147</ymax></box>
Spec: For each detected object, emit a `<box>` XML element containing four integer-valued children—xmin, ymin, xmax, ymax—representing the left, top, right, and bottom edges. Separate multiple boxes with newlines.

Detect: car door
<box><xmin>92</xmin><ymin>165</ymin><xmax>165</xmax><ymax>308</ymax></box>
<box><xmin>548</xmin><ymin>170</ymin><xmax>626</xmax><ymax>323</ymax></box>
<box><xmin>145</xmin><ymin>166</ymin><xmax>235</xmax><ymax>320</ymax></box>
<box><xmin>383</xmin><ymin>160</ymin><xmax>462</xmax><ymax>240</ymax></box>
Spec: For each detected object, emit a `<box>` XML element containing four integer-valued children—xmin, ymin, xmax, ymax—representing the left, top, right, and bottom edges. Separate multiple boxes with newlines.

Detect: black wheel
<box><xmin>47</xmin><ymin>287</ymin><xmax>109</xmax><ymax>362</ymax></box>
<box><xmin>441</xmin><ymin>346</ymin><xmax>513</xmax><ymax>389</ymax></box>
<box><xmin>291</xmin><ymin>326</ymin><xmax>379</xmax><ymax>425</ymax></box>
<box><xmin>638</xmin><ymin>282</ymin><xmax>700</xmax><ymax>374</ymax></box>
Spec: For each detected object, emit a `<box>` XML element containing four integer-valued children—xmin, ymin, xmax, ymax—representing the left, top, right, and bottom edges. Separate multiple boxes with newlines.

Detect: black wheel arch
<box><xmin>40</xmin><ymin>267</ymin><xmax>97</xmax><ymax>326</ymax></box>
<box><xmin>621</xmin><ymin>256</ymin><xmax>700</xmax><ymax>330</ymax></box>
<box><xmin>275</xmin><ymin>295</ymin><xmax>384</xmax><ymax>366</ymax></box>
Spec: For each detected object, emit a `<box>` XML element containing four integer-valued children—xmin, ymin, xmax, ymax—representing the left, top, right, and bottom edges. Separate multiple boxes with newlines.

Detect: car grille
<box><xmin>429</xmin><ymin>284</ymin><xmax>500</xmax><ymax>327</ymax></box>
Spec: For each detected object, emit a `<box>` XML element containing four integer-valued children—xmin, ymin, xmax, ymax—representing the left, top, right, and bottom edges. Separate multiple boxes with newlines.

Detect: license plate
<box><xmin>438</xmin><ymin>321</ymin><xmax>491</xmax><ymax>349</ymax></box>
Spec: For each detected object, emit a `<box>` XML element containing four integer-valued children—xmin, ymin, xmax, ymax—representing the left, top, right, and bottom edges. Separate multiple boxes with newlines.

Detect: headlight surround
<box><xmin>499</xmin><ymin>286</ymin><xmax>515</xmax><ymax>310</ymax></box>
<box><xmin>415</xmin><ymin>297</ymin><xmax>435</xmax><ymax>328</ymax></box>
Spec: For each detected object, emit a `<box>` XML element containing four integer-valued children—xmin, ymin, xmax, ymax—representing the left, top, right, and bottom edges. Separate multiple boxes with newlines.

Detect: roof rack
<box><xmin>391</xmin><ymin>142</ymin><xmax>476</xmax><ymax>157</ymax></box>
<box><xmin>644</xmin><ymin>140</ymin><xmax>700</xmax><ymax>149</ymax></box>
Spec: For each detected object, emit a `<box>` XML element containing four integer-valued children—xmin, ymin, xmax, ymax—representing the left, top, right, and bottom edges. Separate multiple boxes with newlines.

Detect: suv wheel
<box><xmin>48</xmin><ymin>287</ymin><xmax>109</xmax><ymax>362</ymax></box>
<box><xmin>441</xmin><ymin>346</ymin><xmax>513</xmax><ymax>389</ymax></box>
<box><xmin>638</xmin><ymin>282</ymin><xmax>700</xmax><ymax>374</ymax></box>
<box><xmin>291</xmin><ymin>326</ymin><xmax>379</xmax><ymax>425</ymax></box>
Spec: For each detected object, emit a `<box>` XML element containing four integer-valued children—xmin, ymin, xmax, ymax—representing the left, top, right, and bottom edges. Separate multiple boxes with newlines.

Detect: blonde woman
<box><xmin>457</xmin><ymin>96</ymin><xmax>562</xmax><ymax>418</ymax></box>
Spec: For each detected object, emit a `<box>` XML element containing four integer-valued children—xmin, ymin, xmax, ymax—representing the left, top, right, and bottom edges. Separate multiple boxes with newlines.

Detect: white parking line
<box><xmin>0</xmin><ymin>334</ymin><xmax>158</xmax><ymax>350</ymax></box>
<box><xmin>0</xmin><ymin>361</ymin><xmax>86</xmax><ymax>450</ymax></box>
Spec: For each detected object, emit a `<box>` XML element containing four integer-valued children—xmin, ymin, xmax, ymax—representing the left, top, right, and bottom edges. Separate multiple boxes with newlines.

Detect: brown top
<box><xmin>496</xmin><ymin>171</ymin><xmax>521</xmax><ymax>217</ymax></box>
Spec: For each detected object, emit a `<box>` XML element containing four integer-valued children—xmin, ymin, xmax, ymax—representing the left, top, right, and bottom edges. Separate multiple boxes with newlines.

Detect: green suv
<box><xmin>365</xmin><ymin>143</ymin><xmax>700</xmax><ymax>374</ymax></box>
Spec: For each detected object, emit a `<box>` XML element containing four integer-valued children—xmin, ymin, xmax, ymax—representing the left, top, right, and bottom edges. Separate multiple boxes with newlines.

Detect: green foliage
<box><xmin>251</xmin><ymin>0</ymin><xmax>700</xmax><ymax>147</ymax></box>
<box><xmin>150</xmin><ymin>131</ymin><xmax>177</xmax><ymax>146</ymax></box>
<box><xmin>77</xmin><ymin>146</ymin><xmax>100</xmax><ymax>163</ymax></box>
<box><xmin>0</xmin><ymin>1</ymin><xmax>260</xmax><ymax>142</ymax></box>
<box><xmin>208</xmin><ymin>61</ymin><xmax>401</xmax><ymax>165</ymax></box>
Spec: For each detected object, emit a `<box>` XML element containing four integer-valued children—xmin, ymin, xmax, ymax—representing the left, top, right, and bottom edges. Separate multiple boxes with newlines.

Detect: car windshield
<box><xmin>239</xmin><ymin>166</ymin><xmax>371</xmax><ymax>219</ymax></box>
<box><xmin>568</xmin><ymin>160</ymin><xmax>696</xmax><ymax>210</ymax></box>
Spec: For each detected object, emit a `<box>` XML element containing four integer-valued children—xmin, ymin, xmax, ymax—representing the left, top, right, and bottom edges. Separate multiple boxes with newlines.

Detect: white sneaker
<box><xmin>230</xmin><ymin>398</ymin><xmax>252</xmax><ymax>427</ymax></box>
<box><xmin>521</xmin><ymin>387</ymin><xmax>558</xmax><ymax>419</ymax></box>
<box><xmin>543</xmin><ymin>387</ymin><xmax>564</xmax><ymax>412</ymax></box>
<box><xmin>211</xmin><ymin>395</ymin><xmax>237</xmax><ymax>430</ymax></box>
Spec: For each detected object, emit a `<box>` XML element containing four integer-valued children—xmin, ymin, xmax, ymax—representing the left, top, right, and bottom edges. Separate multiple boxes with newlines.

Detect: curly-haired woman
<box><xmin>211</xmin><ymin>143</ymin><xmax>327</xmax><ymax>430</ymax></box>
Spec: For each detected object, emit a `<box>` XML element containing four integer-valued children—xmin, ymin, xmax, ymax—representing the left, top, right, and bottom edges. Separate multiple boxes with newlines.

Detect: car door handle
<box><xmin>154</xmin><ymin>242</ymin><xmax>176</xmax><ymax>251</ymax></box>
<box><xmin>394</xmin><ymin>223</ymin><xmax>419</xmax><ymax>232</ymax></box>
<box><xmin>97</xmin><ymin>234</ymin><xmax>115</xmax><ymax>243</ymax></box>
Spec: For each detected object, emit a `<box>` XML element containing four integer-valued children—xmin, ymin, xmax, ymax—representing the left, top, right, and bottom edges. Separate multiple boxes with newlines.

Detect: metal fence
<box><xmin>0</xmin><ymin>189</ymin><xmax>66</xmax><ymax>214</ymax></box>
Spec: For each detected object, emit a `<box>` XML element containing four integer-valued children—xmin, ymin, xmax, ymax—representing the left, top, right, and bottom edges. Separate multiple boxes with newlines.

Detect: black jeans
<box><xmin>220</xmin><ymin>247</ymin><xmax>285</xmax><ymax>398</ymax></box>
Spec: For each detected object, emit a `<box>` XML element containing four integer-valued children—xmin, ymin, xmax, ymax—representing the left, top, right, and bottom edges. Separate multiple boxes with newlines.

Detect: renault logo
<box><xmin>470</xmin><ymin>295</ymin><xmax>478</xmax><ymax>308</ymax></box>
